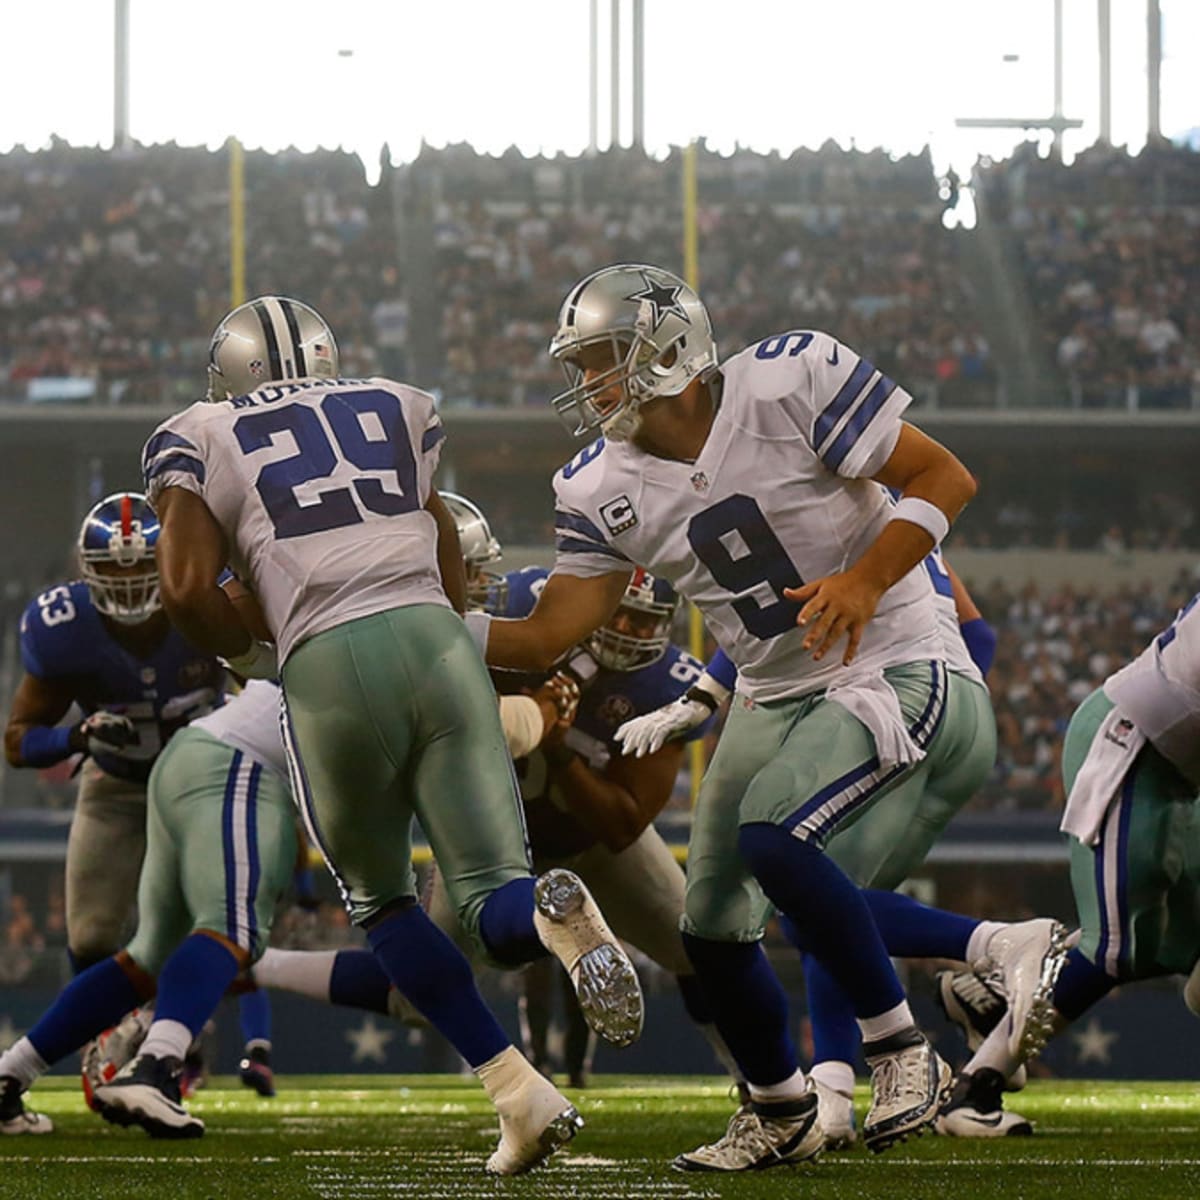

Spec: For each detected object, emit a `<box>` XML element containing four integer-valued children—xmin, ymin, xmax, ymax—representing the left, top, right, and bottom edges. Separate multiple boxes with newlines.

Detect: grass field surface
<box><xmin>2</xmin><ymin>1076</ymin><xmax>1197</xmax><ymax>1200</ymax></box>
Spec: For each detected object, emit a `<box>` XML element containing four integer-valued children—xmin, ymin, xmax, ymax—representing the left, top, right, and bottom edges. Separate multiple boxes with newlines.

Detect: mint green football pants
<box><xmin>683</xmin><ymin>662</ymin><xmax>996</xmax><ymax>942</ymax></box>
<box><xmin>1064</xmin><ymin>688</ymin><xmax>1200</xmax><ymax>980</ymax></box>
<box><xmin>124</xmin><ymin>727</ymin><xmax>296</xmax><ymax>974</ymax></box>
<box><xmin>280</xmin><ymin>605</ymin><xmax>531</xmax><ymax>937</ymax></box>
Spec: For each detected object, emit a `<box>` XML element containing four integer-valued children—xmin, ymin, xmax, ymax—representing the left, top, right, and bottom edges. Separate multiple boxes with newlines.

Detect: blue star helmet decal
<box><xmin>624</xmin><ymin>271</ymin><xmax>691</xmax><ymax>332</ymax></box>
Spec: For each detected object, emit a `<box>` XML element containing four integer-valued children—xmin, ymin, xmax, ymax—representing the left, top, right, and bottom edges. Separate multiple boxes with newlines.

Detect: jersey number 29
<box><xmin>235</xmin><ymin>390</ymin><xmax>419</xmax><ymax>539</ymax></box>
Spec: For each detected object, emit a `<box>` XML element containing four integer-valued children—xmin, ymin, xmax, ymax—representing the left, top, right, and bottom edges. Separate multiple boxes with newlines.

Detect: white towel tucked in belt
<box><xmin>825</xmin><ymin>672</ymin><xmax>925</xmax><ymax>772</ymax></box>
<box><xmin>1060</xmin><ymin>704</ymin><xmax>1146</xmax><ymax>847</ymax></box>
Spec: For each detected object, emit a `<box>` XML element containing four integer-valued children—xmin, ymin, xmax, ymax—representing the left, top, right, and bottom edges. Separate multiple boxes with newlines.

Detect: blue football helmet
<box><xmin>587</xmin><ymin>568</ymin><xmax>678</xmax><ymax>671</ymax></box>
<box><xmin>78</xmin><ymin>492</ymin><xmax>161</xmax><ymax>624</ymax></box>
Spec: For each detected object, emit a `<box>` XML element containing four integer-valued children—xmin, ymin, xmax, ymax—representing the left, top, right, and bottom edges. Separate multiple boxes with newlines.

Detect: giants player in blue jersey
<box><xmin>3</xmin><ymin>495</ymin><xmax>222</xmax><ymax>967</ymax></box>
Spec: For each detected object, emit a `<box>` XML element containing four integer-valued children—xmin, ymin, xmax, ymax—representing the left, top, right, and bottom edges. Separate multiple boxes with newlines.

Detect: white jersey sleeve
<box><xmin>143</xmin><ymin>378</ymin><xmax>451</xmax><ymax>663</ymax></box>
<box><xmin>552</xmin><ymin>439</ymin><xmax>636</xmax><ymax>580</ymax></box>
<box><xmin>190</xmin><ymin>680</ymin><xmax>289</xmax><ymax>780</ymax></box>
<box><xmin>1104</xmin><ymin>593</ymin><xmax>1200</xmax><ymax>786</ymax></box>
<box><xmin>765</xmin><ymin>330</ymin><xmax>912</xmax><ymax>479</ymax></box>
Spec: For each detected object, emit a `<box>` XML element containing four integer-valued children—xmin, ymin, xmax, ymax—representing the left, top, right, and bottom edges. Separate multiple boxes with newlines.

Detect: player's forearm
<box><xmin>161</xmin><ymin>582</ymin><xmax>253</xmax><ymax>660</ymax></box>
<box><xmin>549</xmin><ymin>760</ymin><xmax>648</xmax><ymax>853</ymax></box>
<box><xmin>468</xmin><ymin>614</ymin><xmax>571</xmax><ymax>673</ymax></box>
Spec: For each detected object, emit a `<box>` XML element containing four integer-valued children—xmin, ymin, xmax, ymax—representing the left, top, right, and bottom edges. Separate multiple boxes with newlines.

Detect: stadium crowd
<box><xmin>4</xmin><ymin>138</ymin><xmax>1196</xmax><ymax>413</ymax></box>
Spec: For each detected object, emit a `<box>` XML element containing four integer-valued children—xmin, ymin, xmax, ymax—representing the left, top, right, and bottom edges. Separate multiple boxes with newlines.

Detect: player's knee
<box><xmin>68</xmin><ymin>917</ymin><xmax>125</xmax><ymax>966</ymax></box>
<box><xmin>682</xmin><ymin>882</ymin><xmax>761</xmax><ymax>943</ymax></box>
<box><xmin>739</xmin><ymin>760</ymin><xmax>817</xmax><ymax>828</ymax></box>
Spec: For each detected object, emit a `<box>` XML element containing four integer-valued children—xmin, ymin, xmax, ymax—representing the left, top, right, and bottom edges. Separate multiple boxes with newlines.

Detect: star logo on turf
<box><xmin>1071</xmin><ymin>1016</ymin><xmax>1118</xmax><ymax>1065</ymax></box>
<box><xmin>625</xmin><ymin>271</ymin><xmax>689</xmax><ymax>332</ymax></box>
<box><xmin>345</xmin><ymin>1015</ymin><xmax>395</xmax><ymax>1065</ymax></box>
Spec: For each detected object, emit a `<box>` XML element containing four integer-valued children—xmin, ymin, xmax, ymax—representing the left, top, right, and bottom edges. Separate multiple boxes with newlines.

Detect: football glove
<box><xmin>69</xmin><ymin>712</ymin><xmax>140</xmax><ymax>756</ymax></box>
<box><xmin>614</xmin><ymin>671</ymin><xmax>731</xmax><ymax>758</ymax></box>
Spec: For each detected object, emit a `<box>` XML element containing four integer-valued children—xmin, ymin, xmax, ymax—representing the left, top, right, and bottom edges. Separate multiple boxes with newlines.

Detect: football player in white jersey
<box><xmin>137</xmin><ymin>295</ymin><xmax>647</xmax><ymax>1175</ymax></box>
<box><xmin>937</xmin><ymin>589</ymin><xmax>1200</xmax><ymax>1133</ymax></box>
<box><xmin>462</xmin><ymin>262</ymin><xmax>1063</xmax><ymax>1168</ymax></box>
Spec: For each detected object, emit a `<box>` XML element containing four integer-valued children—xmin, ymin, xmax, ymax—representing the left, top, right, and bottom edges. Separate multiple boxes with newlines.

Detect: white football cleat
<box><xmin>673</xmin><ymin>1093</ymin><xmax>823</xmax><ymax>1172</ymax></box>
<box><xmin>486</xmin><ymin>1073</ymin><xmax>583</xmax><ymax>1175</ymax></box>
<box><xmin>936</xmin><ymin>1068</ymin><xmax>1032</xmax><ymax>1138</ymax></box>
<box><xmin>973</xmin><ymin>919</ymin><xmax>1069</xmax><ymax>1063</ymax></box>
<box><xmin>936</xmin><ymin>970</ymin><xmax>1027</xmax><ymax>1091</ymax></box>
<box><xmin>0</xmin><ymin>1076</ymin><xmax>53</xmax><ymax>1135</ymax></box>
<box><xmin>82</xmin><ymin>1005</ymin><xmax>154</xmax><ymax>1115</ymax></box>
<box><xmin>813</xmin><ymin>1078</ymin><xmax>857</xmax><ymax>1150</ymax></box>
<box><xmin>533</xmin><ymin>869</ymin><xmax>644</xmax><ymax>1048</ymax></box>
<box><xmin>862</xmin><ymin>1030</ymin><xmax>951</xmax><ymax>1153</ymax></box>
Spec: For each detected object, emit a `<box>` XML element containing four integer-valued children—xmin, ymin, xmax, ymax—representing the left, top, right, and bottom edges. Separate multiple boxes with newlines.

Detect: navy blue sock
<box><xmin>738</xmin><ymin>823</ymin><xmax>905</xmax><ymax>1018</ymax></box>
<box><xmin>367</xmin><ymin>905</ymin><xmax>509</xmax><ymax>1068</ymax></box>
<box><xmin>803</xmin><ymin>953</ymin><xmax>861</xmax><ymax>1066</ymax></box>
<box><xmin>330</xmin><ymin>948</ymin><xmax>393</xmax><ymax>1015</ymax></box>
<box><xmin>676</xmin><ymin>972</ymin><xmax>715</xmax><ymax>1025</ymax></box>
<box><xmin>478</xmin><ymin>877</ymin><xmax>545</xmax><ymax>966</ymax></box>
<box><xmin>1052</xmin><ymin>948</ymin><xmax>1116</xmax><ymax>1021</ymax></box>
<box><xmin>237</xmin><ymin>986</ymin><xmax>272</xmax><ymax>1047</ymax></box>
<box><xmin>155</xmin><ymin>934</ymin><xmax>241</xmax><ymax>1038</ymax></box>
<box><xmin>778</xmin><ymin>919</ymin><xmax>861</xmax><ymax>1064</ymax></box>
<box><xmin>681</xmin><ymin>932</ymin><xmax>798</xmax><ymax>1086</ymax></box>
<box><xmin>862</xmin><ymin>888</ymin><xmax>979</xmax><ymax>961</ymax></box>
<box><xmin>27</xmin><ymin>956</ymin><xmax>143</xmax><ymax>1064</ymax></box>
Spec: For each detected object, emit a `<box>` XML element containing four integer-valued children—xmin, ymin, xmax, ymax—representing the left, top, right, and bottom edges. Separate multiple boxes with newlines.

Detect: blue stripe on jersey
<box><xmin>143</xmin><ymin>430</ymin><xmax>198</xmax><ymax>470</ymax></box>
<box><xmin>421</xmin><ymin>425</ymin><xmax>445</xmax><ymax>452</ymax></box>
<box><xmin>555</xmin><ymin>534</ymin><xmax>632</xmax><ymax>562</ymax></box>
<box><xmin>145</xmin><ymin>452</ymin><xmax>206</xmax><ymax>485</ymax></box>
<box><xmin>813</xmin><ymin>358</ymin><xmax>873</xmax><ymax>449</ymax></box>
<box><xmin>554</xmin><ymin>510</ymin><xmax>610</xmax><ymax>545</ymax></box>
<box><xmin>821</xmin><ymin>375</ymin><xmax>897</xmax><ymax>472</ymax></box>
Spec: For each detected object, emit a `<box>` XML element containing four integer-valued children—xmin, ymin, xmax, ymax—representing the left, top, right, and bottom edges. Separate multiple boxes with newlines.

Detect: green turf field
<box><xmin>2</xmin><ymin>1076</ymin><xmax>1197</xmax><ymax>1200</ymax></box>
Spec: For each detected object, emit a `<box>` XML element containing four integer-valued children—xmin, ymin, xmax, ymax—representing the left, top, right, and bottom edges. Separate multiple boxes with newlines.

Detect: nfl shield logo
<box><xmin>690</xmin><ymin>471</ymin><xmax>709</xmax><ymax>493</ymax></box>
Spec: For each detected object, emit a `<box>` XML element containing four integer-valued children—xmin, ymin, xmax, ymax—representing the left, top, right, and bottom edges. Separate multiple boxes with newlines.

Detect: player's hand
<box><xmin>160</xmin><ymin>686</ymin><xmax>218</xmax><ymax>723</ymax></box>
<box><xmin>69</xmin><ymin>712</ymin><xmax>139</xmax><ymax>756</ymax></box>
<box><xmin>531</xmin><ymin>672</ymin><xmax>581</xmax><ymax>734</ymax></box>
<box><xmin>221</xmin><ymin>639</ymin><xmax>278</xmax><ymax>680</ymax></box>
<box><xmin>784</xmin><ymin>568</ymin><xmax>886</xmax><ymax>666</ymax></box>
<box><xmin>615</xmin><ymin>696</ymin><xmax>711</xmax><ymax>758</ymax></box>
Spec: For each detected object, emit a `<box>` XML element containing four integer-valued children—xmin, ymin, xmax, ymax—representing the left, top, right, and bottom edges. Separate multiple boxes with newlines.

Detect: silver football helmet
<box><xmin>549</xmin><ymin>263</ymin><xmax>717</xmax><ymax>441</ymax></box>
<box><xmin>205</xmin><ymin>295</ymin><xmax>339</xmax><ymax>401</ymax></box>
<box><xmin>441</xmin><ymin>492</ymin><xmax>506</xmax><ymax>612</ymax></box>
<box><xmin>587</xmin><ymin>568</ymin><xmax>678</xmax><ymax>671</ymax></box>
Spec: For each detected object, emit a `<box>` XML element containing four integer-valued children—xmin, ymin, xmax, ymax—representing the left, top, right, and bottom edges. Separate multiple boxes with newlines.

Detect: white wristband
<box><xmin>463</xmin><ymin>610</ymin><xmax>493</xmax><ymax>658</ymax></box>
<box><xmin>890</xmin><ymin>496</ymin><xmax>950</xmax><ymax>546</ymax></box>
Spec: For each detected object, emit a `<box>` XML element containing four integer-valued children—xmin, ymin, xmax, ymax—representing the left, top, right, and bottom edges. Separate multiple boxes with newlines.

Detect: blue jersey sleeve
<box><xmin>706</xmin><ymin>648</ymin><xmax>739</xmax><ymax>691</ymax></box>
<box><xmin>500</xmin><ymin>566</ymin><xmax>551</xmax><ymax>618</ymax></box>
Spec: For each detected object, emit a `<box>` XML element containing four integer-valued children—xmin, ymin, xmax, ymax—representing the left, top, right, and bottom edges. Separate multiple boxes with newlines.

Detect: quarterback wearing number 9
<box><xmin>468</xmin><ymin>262</ymin><xmax>993</xmax><ymax>1169</ymax></box>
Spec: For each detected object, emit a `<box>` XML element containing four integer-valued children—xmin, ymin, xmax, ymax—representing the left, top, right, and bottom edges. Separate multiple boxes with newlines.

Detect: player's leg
<box><xmin>567</xmin><ymin>829</ymin><xmax>744</xmax><ymax>1088</ymax></box>
<box><xmin>281</xmin><ymin>610</ymin><xmax>581</xmax><ymax>1175</ymax></box>
<box><xmin>0</xmin><ymin>765</ymin><xmax>178</xmax><ymax>1132</ymax></box>
<box><xmin>397</xmin><ymin>605</ymin><xmax>642</xmax><ymax>1049</ymax></box>
<box><xmin>236</xmin><ymin>986</ymin><xmax>275</xmax><ymax>1096</ymax></box>
<box><xmin>65</xmin><ymin>760</ymin><xmax>148</xmax><ymax>971</ymax></box>
<box><xmin>673</xmin><ymin>703</ymin><xmax>822</xmax><ymax>1172</ymax></box>
<box><xmin>733</xmin><ymin>661</ymin><xmax>958</xmax><ymax>1152</ymax></box>
<box><xmin>99</xmin><ymin>729</ymin><xmax>296</xmax><ymax>1137</ymax></box>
